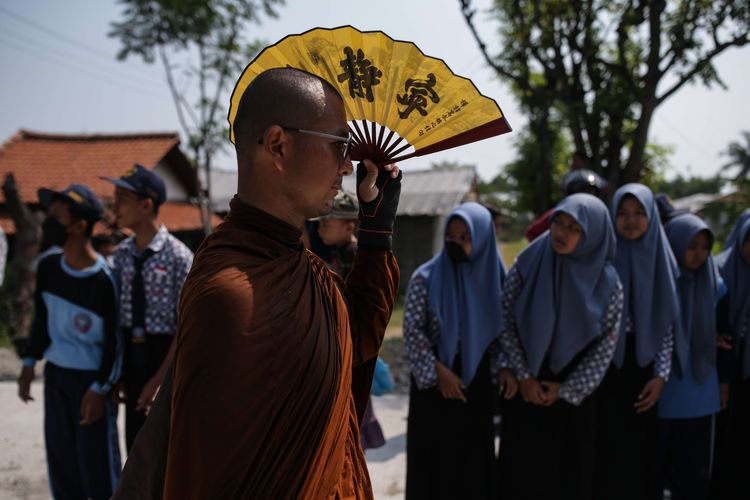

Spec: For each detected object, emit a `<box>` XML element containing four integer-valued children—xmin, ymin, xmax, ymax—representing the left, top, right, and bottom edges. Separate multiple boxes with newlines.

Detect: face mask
<box><xmin>41</xmin><ymin>216</ymin><xmax>69</xmax><ymax>248</ymax></box>
<box><xmin>445</xmin><ymin>241</ymin><xmax>469</xmax><ymax>263</ymax></box>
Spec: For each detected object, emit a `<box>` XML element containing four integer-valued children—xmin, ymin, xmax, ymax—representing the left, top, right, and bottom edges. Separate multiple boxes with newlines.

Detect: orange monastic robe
<box><xmin>113</xmin><ymin>196</ymin><xmax>398</xmax><ymax>500</ymax></box>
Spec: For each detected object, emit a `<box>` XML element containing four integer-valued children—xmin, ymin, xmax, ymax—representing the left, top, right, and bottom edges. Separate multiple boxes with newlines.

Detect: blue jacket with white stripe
<box><xmin>23</xmin><ymin>252</ymin><xmax>122</xmax><ymax>394</ymax></box>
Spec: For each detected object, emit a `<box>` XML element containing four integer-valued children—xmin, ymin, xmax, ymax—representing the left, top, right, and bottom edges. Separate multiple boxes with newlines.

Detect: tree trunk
<box><xmin>534</xmin><ymin>112</ymin><xmax>554</xmax><ymax>215</ymax></box>
<box><xmin>623</xmin><ymin>98</ymin><xmax>657</xmax><ymax>183</ymax></box>
<box><xmin>1</xmin><ymin>174</ymin><xmax>41</xmax><ymax>353</ymax></box>
<box><xmin>202</xmin><ymin>150</ymin><xmax>213</xmax><ymax>235</ymax></box>
<box><xmin>192</xmin><ymin>146</ymin><xmax>213</xmax><ymax>237</ymax></box>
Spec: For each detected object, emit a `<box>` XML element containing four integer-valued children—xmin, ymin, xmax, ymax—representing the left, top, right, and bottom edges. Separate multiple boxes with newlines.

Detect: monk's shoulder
<box><xmin>182</xmin><ymin>264</ymin><xmax>255</xmax><ymax>313</ymax></box>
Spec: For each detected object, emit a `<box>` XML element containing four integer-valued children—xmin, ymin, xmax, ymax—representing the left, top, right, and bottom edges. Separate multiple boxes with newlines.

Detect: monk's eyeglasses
<box><xmin>258</xmin><ymin>126</ymin><xmax>353</xmax><ymax>160</ymax></box>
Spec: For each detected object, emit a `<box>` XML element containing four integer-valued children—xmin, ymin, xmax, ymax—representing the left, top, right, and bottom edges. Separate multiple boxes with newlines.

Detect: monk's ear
<box><xmin>261</xmin><ymin>125</ymin><xmax>289</xmax><ymax>167</ymax></box>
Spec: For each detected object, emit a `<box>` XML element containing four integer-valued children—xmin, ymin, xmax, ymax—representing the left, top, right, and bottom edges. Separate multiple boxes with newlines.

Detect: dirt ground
<box><xmin>0</xmin><ymin>346</ymin><xmax>409</xmax><ymax>500</ymax></box>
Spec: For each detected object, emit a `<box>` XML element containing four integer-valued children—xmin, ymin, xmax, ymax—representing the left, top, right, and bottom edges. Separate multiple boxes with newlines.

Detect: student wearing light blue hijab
<box><xmin>403</xmin><ymin>202</ymin><xmax>512</xmax><ymax>500</ymax></box>
<box><xmin>711</xmin><ymin>215</ymin><xmax>750</xmax><ymax>500</ymax></box>
<box><xmin>655</xmin><ymin>214</ymin><xmax>722</xmax><ymax>500</ymax></box>
<box><xmin>497</xmin><ymin>194</ymin><xmax>623</xmax><ymax>500</ymax></box>
<box><xmin>594</xmin><ymin>183</ymin><xmax>680</xmax><ymax>500</ymax></box>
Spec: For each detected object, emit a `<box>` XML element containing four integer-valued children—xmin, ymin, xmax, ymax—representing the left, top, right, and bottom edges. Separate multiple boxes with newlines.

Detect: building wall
<box><xmin>154</xmin><ymin>161</ymin><xmax>189</xmax><ymax>202</ymax></box>
<box><xmin>392</xmin><ymin>215</ymin><xmax>441</xmax><ymax>296</ymax></box>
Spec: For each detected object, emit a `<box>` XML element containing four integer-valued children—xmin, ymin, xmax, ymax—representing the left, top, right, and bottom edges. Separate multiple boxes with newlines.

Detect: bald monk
<box><xmin>112</xmin><ymin>67</ymin><xmax>401</xmax><ymax>499</ymax></box>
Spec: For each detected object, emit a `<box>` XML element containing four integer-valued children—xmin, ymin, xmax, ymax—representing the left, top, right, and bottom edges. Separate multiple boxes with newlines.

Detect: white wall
<box><xmin>153</xmin><ymin>162</ymin><xmax>189</xmax><ymax>202</ymax></box>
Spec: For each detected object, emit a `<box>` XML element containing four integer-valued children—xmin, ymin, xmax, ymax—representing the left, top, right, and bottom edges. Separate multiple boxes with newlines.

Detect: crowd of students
<box><xmin>404</xmin><ymin>184</ymin><xmax>749</xmax><ymax>500</ymax></box>
<box><xmin>16</xmin><ymin>166</ymin><xmax>193</xmax><ymax>500</ymax></box>
<box><xmin>11</xmin><ymin>157</ymin><xmax>748</xmax><ymax>500</ymax></box>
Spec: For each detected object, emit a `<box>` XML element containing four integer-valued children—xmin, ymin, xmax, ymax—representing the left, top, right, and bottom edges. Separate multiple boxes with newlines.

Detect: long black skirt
<box><xmin>406</xmin><ymin>355</ymin><xmax>496</xmax><ymax>500</ymax></box>
<box><xmin>593</xmin><ymin>334</ymin><xmax>661</xmax><ymax>500</ymax></box>
<box><xmin>656</xmin><ymin>416</ymin><xmax>713</xmax><ymax>500</ymax></box>
<box><xmin>498</xmin><ymin>368</ymin><xmax>596</xmax><ymax>500</ymax></box>
<box><xmin>710</xmin><ymin>341</ymin><xmax>750</xmax><ymax>500</ymax></box>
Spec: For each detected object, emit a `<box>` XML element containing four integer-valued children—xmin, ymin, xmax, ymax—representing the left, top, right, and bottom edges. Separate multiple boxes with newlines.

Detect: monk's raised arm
<box><xmin>344</xmin><ymin>248</ymin><xmax>400</xmax><ymax>365</ymax></box>
<box><xmin>345</xmin><ymin>162</ymin><xmax>402</xmax><ymax>366</ymax></box>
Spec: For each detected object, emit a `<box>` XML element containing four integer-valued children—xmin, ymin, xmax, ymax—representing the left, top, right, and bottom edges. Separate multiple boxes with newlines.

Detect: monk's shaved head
<box><xmin>232</xmin><ymin>67</ymin><xmax>352</xmax><ymax>223</ymax></box>
<box><xmin>233</xmin><ymin>68</ymin><xmax>343</xmax><ymax>161</ymax></box>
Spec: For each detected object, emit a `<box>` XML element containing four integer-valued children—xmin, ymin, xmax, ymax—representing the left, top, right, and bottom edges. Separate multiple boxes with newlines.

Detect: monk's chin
<box><xmin>318</xmin><ymin>203</ymin><xmax>334</xmax><ymax>217</ymax></box>
<box><xmin>306</xmin><ymin>206</ymin><xmax>333</xmax><ymax>221</ymax></box>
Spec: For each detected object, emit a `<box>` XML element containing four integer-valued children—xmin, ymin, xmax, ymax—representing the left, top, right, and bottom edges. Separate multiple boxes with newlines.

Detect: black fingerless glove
<box><xmin>356</xmin><ymin>163</ymin><xmax>402</xmax><ymax>250</ymax></box>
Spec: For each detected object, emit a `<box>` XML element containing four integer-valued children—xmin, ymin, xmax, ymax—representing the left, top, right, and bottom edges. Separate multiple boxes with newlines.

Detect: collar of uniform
<box><xmin>128</xmin><ymin>225</ymin><xmax>170</xmax><ymax>256</ymax></box>
<box><xmin>60</xmin><ymin>253</ymin><xmax>106</xmax><ymax>278</ymax></box>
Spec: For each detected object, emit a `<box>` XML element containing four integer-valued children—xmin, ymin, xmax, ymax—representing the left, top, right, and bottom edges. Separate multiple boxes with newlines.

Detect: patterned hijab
<box><xmin>415</xmin><ymin>202</ymin><xmax>506</xmax><ymax>386</ymax></box>
<box><xmin>665</xmin><ymin>214</ymin><xmax>718</xmax><ymax>383</ymax></box>
<box><xmin>716</xmin><ymin>216</ymin><xmax>750</xmax><ymax>380</ymax></box>
<box><xmin>513</xmin><ymin>194</ymin><xmax>620</xmax><ymax>376</ymax></box>
<box><xmin>611</xmin><ymin>183</ymin><xmax>680</xmax><ymax>368</ymax></box>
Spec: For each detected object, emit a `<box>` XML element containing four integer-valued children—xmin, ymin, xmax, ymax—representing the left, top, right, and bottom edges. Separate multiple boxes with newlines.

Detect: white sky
<box><xmin>0</xmin><ymin>0</ymin><xmax>748</xmax><ymax>181</ymax></box>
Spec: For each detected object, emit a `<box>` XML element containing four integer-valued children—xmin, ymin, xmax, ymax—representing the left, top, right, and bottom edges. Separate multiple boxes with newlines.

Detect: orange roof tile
<box><xmin>158</xmin><ymin>202</ymin><xmax>224</xmax><ymax>232</ymax></box>
<box><xmin>0</xmin><ymin>216</ymin><xmax>15</xmax><ymax>234</ymax></box>
<box><xmin>0</xmin><ymin>130</ymin><xmax>182</xmax><ymax>203</ymax></box>
<box><xmin>0</xmin><ymin>129</ymin><xmax>214</xmax><ymax>234</ymax></box>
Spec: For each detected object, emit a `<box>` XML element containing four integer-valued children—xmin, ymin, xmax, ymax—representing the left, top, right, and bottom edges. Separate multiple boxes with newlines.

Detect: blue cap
<box><xmin>38</xmin><ymin>183</ymin><xmax>104</xmax><ymax>223</ymax></box>
<box><xmin>100</xmin><ymin>164</ymin><xmax>166</xmax><ymax>207</ymax></box>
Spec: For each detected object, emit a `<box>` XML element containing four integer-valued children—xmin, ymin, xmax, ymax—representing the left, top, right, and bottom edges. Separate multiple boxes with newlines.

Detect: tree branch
<box><xmin>657</xmin><ymin>35</ymin><xmax>749</xmax><ymax>104</ymax></box>
<box><xmin>613</xmin><ymin>0</ymin><xmax>637</xmax><ymax>90</ymax></box>
<box><xmin>205</xmin><ymin>22</ymin><xmax>239</xmax><ymax>150</ymax></box>
<box><xmin>159</xmin><ymin>46</ymin><xmax>192</xmax><ymax>141</ymax></box>
<box><xmin>179</xmin><ymin>93</ymin><xmax>201</xmax><ymax>129</ymax></box>
<box><xmin>458</xmin><ymin>0</ymin><xmax>533</xmax><ymax>92</ymax></box>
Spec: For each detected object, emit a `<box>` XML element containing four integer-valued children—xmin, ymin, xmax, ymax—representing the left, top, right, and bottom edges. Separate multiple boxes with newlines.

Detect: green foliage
<box><xmin>110</xmin><ymin>0</ymin><xmax>283</xmax><ymax>231</ymax></box>
<box><xmin>723</xmin><ymin>131</ymin><xmax>750</xmax><ymax>181</ymax></box>
<box><xmin>388</xmin><ymin>298</ymin><xmax>404</xmax><ymax>329</ymax></box>
<box><xmin>651</xmin><ymin>174</ymin><xmax>723</xmax><ymax>200</ymax></box>
<box><xmin>460</xmin><ymin>0</ymin><xmax>750</xmax><ymax>211</ymax></box>
<box><xmin>502</xmin><ymin>122</ymin><xmax>571</xmax><ymax>214</ymax></box>
<box><xmin>111</xmin><ymin>0</ymin><xmax>280</xmax><ymax>64</ymax></box>
<box><xmin>478</xmin><ymin>170</ymin><xmax>515</xmax><ymax>196</ymax></box>
<box><xmin>640</xmin><ymin>142</ymin><xmax>676</xmax><ymax>188</ymax></box>
<box><xmin>499</xmin><ymin>237</ymin><xmax>527</xmax><ymax>267</ymax></box>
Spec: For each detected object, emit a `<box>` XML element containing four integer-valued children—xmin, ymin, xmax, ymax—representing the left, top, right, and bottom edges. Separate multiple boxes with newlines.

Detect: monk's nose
<box><xmin>339</xmin><ymin>156</ymin><xmax>353</xmax><ymax>176</ymax></box>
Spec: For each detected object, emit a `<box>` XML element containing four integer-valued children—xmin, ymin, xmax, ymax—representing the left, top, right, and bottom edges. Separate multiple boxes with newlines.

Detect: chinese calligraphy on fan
<box><xmin>336</xmin><ymin>47</ymin><xmax>469</xmax><ymax>136</ymax></box>
<box><xmin>417</xmin><ymin>100</ymin><xmax>469</xmax><ymax>136</ymax></box>
<box><xmin>397</xmin><ymin>73</ymin><xmax>440</xmax><ymax>118</ymax></box>
<box><xmin>338</xmin><ymin>47</ymin><xmax>382</xmax><ymax>102</ymax></box>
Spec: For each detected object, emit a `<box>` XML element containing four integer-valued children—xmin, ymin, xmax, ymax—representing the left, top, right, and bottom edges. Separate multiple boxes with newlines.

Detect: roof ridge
<box><xmin>16</xmin><ymin>129</ymin><xmax>181</xmax><ymax>142</ymax></box>
<box><xmin>0</xmin><ymin>130</ymin><xmax>27</xmax><ymax>159</ymax></box>
<box><xmin>406</xmin><ymin>165</ymin><xmax>477</xmax><ymax>175</ymax></box>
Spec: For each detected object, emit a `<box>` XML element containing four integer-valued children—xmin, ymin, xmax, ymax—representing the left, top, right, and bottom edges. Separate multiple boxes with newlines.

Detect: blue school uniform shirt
<box><xmin>23</xmin><ymin>253</ymin><xmax>122</xmax><ymax>394</ymax></box>
<box><xmin>658</xmin><ymin>278</ymin><xmax>726</xmax><ymax>419</ymax></box>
